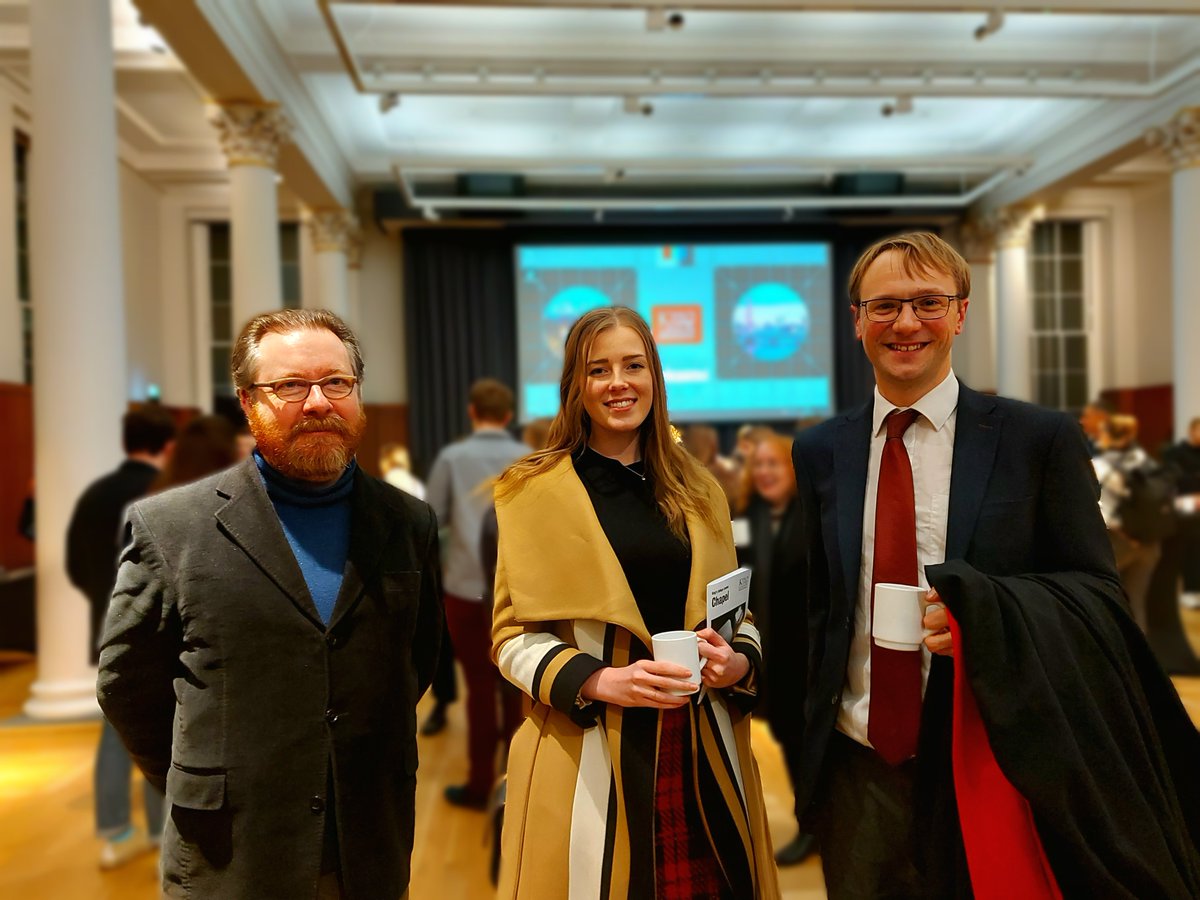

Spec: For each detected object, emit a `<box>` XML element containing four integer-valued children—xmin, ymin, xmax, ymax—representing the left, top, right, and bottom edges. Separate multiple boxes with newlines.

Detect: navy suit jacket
<box><xmin>789</xmin><ymin>382</ymin><xmax>1119</xmax><ymax>818</ymax></box>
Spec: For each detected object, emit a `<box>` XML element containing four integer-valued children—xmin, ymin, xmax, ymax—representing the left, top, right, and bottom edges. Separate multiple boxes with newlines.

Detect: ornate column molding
<box><xmin>306</xmin><ymin>208</ymin><xmax>359</xmax><ymax>255</ymax></box>
<box><xmin>1147</xmin><ymin>106</ymin><xmax>1200</xmax><ymax>170</ymax></box>
<box><xmin>345</xmin><ymin>229</ymin><xmax>364</xmax><ymax>271</ymax></box>
<box><xmin>959</xmin><ymin>216</ymin><xmax>1000</xmax><ymax>264</ymax></box>
<box><xmin>993</xmin><ymin>204</ymin><xmax>1041</xmax><ymax>250</ymax></box>
<box><xmin>207</xmin><ymin>102</ymin><xmax>290</xmax><ymax>169</ymax></box>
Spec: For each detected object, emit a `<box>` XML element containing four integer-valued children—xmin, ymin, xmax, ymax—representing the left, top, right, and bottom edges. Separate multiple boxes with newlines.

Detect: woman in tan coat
<box><xmin>491</xmin><ymin>306</ymin><xmax>780</xmax><ymax>900</ymax></box>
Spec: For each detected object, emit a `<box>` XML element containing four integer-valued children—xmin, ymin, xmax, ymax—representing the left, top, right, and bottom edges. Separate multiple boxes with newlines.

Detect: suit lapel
<box><xmin>835</xmin><ymin>405</ymin><xmax>873</xmax><ymax>610</ymax></box>
<box><xmin>327</xmin><ymin>473</ymin><xmax>396</xmax><ymax>632</ymax></box>
<box><xmin>213</xmin><ymin>459</ymin><xmax>323</xmax><ymax>629</ymax></box>
<box><xmin>946</xmin><ymin>385</ymin><xmax>1002</xmax><ymax>562</ymax></box>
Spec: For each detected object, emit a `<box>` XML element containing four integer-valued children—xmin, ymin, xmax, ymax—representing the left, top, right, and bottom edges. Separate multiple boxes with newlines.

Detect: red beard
<box><xmin>247</xmin><ymin>404</ymin><xmax>367</xmax><ymax>482</ymax></box>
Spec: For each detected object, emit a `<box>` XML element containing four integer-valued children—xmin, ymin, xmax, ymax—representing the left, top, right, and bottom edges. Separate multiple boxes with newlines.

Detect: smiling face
<box><xmin>751</xmin><ymin>438</ymin><xmax>796</xmax><ymax>508</ymax></box>
<box><xmin>582</xmin><ymin>324</ymin><xmax>654</xmax><ymax>461</ymax></box>
<box><xmin>853</xmin><ymin>249</ymin><xmax>967</xmax><ymax>407</ymax></box>
<box><xmin>239</xmin><ymin>327</ymin><xmax>366</xmax><ymax>482</ymax></box>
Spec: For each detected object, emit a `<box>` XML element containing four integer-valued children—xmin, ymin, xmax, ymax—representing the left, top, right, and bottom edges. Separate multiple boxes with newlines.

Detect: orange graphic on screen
<box><xmin>652</xmin><ymin>305</ymin><xmax>703</xmax><ymax>344</ymax></box>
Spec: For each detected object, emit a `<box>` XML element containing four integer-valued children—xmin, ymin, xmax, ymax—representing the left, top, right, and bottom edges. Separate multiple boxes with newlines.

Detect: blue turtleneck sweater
<box><xmin>254</xmin><ymin>451</ymin><xmax>355</xmax><ymax>625</ymax></box>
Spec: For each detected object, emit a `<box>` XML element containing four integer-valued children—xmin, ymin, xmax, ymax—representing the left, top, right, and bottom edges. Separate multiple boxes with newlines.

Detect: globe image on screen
<box><xmin>543</xmin><ymin>285</ymin><xmax>612</xmax><ymax>357</ymax></box>
<box><xmin>731</xmin><ymin>283</ymin><xmax>809</xmax><ymax>362</ymax></box>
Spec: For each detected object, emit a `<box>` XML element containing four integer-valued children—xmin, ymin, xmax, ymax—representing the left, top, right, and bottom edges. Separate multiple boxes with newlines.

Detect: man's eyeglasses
<box><xmin>856</xmin><ymin>294</ymin><xmax>959</xmax><ymax>323</ymax></box>
<box><xmin>249</xmin><ymin>375</ymin><xmax>359</xmax><ymax>403</ymax></box>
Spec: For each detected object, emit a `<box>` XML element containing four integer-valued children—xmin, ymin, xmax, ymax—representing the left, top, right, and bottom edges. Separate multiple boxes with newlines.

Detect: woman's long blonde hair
<box><xmin>496</xmin><ymin>306</ymin><xmax>724</xmax><ymax>540</ymax></box>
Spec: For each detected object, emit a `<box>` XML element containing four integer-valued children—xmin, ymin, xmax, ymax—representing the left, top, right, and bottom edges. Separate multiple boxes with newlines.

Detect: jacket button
<box><xmin>326</xmin><ymin>633</ymin><xmax>340</xmax><ymax>648</ymax></box>
<box><xmin>310</xmin><ymin>796</ymin><xmax>325</xmax><ymax>814</ymax></box>
<box><xmin>830</xmin><ymin>693</ymin><xmax>839</xmax><ymax>706</ymax></box>
<box><xmin>325</xmin><ymin>709</ymin><xmax>340</xmax><ymax>725</ymax></box>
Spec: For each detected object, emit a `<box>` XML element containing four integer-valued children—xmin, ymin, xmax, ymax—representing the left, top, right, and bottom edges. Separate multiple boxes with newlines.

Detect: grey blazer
<box><xmin>98</xmin><ymin>458</ymin><xmax>443</xmax><ymax>900</ymax></box>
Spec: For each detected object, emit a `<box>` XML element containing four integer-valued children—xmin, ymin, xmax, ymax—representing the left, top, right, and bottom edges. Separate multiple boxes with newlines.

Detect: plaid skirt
<box><xmin>654</xmin><ymin>706</ymin><xmax>732</xmax><ymax>900</ymax></box>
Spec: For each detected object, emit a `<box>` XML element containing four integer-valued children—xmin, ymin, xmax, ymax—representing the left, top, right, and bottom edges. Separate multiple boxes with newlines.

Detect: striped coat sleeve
<box><xmin>724</xmin><ymin>610</ymin><xmax>763</xmax><ymax>712</ymax></box>
<box><xmin>491</xmin><ymin>546</ymin><xmax>607</xmax><ymax>727</ymax></box>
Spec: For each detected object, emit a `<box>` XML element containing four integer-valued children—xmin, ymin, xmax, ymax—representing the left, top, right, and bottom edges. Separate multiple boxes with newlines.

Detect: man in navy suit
<box><xmin>791</xmin><ymin>233</ymin><xmax>1200</xmax><ymax>897</ymax></box>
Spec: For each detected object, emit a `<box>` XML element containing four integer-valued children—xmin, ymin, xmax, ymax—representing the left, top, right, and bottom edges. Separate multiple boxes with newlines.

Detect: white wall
<box><xmin>357</xmin><ymin>227</ymin><xmax>406</xmax><ymax>404</ymax></box>
<box><xmin>1045</xmin><ymin>175</ymin><xmax>1173</xmax><ymax>396</ymax></box>
<box><xmin>1129</xmin><ymin>179</ymin><xmax>1173</xmax><ymax>386</ymax></box>
<box><xmin>120</xmin><ymin>162</ymin><xmax>163</xmax><ymax>402</ymax></box>
<box><xmin>0</xmin><ymin>98</ymin><xmax>20</xmax><ymax>384</ymax></box>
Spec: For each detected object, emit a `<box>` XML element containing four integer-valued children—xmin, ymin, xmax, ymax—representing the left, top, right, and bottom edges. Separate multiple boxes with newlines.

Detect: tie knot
<box><xmin>885</xmin><ymin>408</ymin><xmax>919</xmax><ymax>440</ymax></box>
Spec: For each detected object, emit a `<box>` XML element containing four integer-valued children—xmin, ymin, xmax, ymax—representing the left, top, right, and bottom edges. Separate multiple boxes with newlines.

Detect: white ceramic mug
<box><xmin>730</xmin><ymin>518</ymin><xmax>751</xmax><ymax>547</ymax></box>
<box><xmin>871</xmin><ymin>583</ymin><xmax>929</xmax><ymax>651</ymax></box>
<box><xmin>650</xmin><ymin>630</ymin><xmax>707</xmax><ymax>695</ymax></box>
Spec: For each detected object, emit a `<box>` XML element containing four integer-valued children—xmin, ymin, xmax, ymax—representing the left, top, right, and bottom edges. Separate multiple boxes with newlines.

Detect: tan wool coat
<box><xmin>491</xmin><ymin>454</ymin><xmax>781</xmax><ymax>900</ymax></box>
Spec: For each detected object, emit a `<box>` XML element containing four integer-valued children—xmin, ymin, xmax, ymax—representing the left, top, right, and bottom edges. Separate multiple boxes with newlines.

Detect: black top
<box><xmin>574</xmin><ymin>446</ymin><xmax>691</xmax><ymax>637</ymax></box>
<box><xmin>66</xmin><ymin>458</ymin><xmax>160</xmax><ymax>663</ymax></box>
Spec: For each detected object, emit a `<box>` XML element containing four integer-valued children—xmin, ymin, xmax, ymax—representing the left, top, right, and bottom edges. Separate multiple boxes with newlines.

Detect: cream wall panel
<box><xmin>1130</xmin><ymin>181</ymin><xmax>1173</xmax><ymax>387</ymax></box>
<box><xmin>0</xmin><ymin>98</ymin><xmax>19</xmax><ymax>383</ymax></box>
<box><xmin>357</xmin><ymin>228</ymin><xmax>406</xmax><ymax>404</ymax></box>
<box><xmin>120</xmin><ymin>163</ymin><xmax>163</xmax><ymax>402</ymax></box>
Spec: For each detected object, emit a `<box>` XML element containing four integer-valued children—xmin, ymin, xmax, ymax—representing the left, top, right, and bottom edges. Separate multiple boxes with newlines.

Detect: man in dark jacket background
<box><xmin>67</xmin><ymin>403</ymin><xmax>175</xmax><ymax>869</ymax></box>
<box><xmin>98</xmin><ymin>309</ymin><xmax>443</xmax><ymax>899</ymax></box>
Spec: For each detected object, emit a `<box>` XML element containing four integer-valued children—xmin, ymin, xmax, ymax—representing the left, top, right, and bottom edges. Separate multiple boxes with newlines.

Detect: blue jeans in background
<box><xmin>95</xmin><ymin>717</ymin><xmax>164</xmax><ymax>839</ymax></box>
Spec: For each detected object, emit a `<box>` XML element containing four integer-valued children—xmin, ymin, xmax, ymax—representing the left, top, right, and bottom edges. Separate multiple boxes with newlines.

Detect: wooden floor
<box><xmin>1</xmin><ymin>610</ymin><xmax>1197</xmax><ymax>900</ymax></box>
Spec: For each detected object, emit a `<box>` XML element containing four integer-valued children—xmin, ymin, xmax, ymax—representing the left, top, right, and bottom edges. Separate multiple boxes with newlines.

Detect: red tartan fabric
<box><xmin>653</xmin><ymin>707</ymin><xmax>730</xmax><ymax>900</ymax></box>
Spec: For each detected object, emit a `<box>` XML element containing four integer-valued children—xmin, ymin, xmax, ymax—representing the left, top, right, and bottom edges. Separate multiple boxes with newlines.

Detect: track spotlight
<box><xmin>974</xmin><ymin>8</ymin><xmax>1004</xmax><ymax>41</ymax></box>
<box><xmin>646</xmin><ymin>7</ymin><xmax>684</xmax><ymax>31</ymax></box>
<box><xmin>623</xmin><ymin>95</ymin><xmax>654</xmax><ymax>116</ymax></box>
<box><xmin>378</xmin><ymin>92</ymin><xmax>401</xmax><ymax>114</ymax></box>
<box><xmin>881</xmin><ymin>95</ymin><xmax>913</xmax><ymax>117</ymax></box>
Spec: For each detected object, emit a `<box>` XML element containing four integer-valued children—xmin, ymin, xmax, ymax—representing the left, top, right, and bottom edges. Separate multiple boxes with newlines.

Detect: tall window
<box><xmin>16</xmin><ymin>133</ymin><xmax>30</xmax><ymax>384</ymax></box>
<box><xmin>208</xmin><ymin>222</ymin><xmax>302</xmax><ymax>401</ymax></box>
<box><xmin>1030</xmin><ymin>221</ymin><xmax>1088</xmax><ymax>412</ymax></box>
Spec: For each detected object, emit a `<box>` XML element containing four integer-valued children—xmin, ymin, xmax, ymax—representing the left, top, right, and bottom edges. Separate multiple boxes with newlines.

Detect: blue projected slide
<box><xmin>515</xmin><ymin>243</ymin><xmax>834</xmax><ymax>423</ymax></box>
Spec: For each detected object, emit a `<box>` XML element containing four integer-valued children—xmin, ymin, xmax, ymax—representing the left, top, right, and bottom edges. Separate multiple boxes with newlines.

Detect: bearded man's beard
<box><xmin>247</xmin><ymin>404</ymin><xmax>367</xmax><ymax>482</ymax></box>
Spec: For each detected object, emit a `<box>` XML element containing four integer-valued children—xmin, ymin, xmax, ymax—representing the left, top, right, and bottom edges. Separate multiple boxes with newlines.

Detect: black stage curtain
<box><xmin>403</xmin><ymin>229</ymin><xmax>518</xmax><ymax>477</ymax></box>
<box><xmin>401</xmin><ymin>221</ymin><xmax>944</xmax><ymax>467</ymax></box>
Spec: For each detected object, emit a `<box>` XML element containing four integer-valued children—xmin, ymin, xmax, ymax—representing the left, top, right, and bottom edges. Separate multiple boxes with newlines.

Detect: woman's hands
<box><xmin>578</xmin><ymin>627</ymin><xmax>752</xmax><ymax>708</ymax></box>
<box><xmin>695</xmin><ymin>627</ymin><xmax>750</xmax><ymax>689</ymax></box>
<box><xmin>580</xmin><ymin>660</ymin><xmax>696</xmax><ymax>709</ymax></box>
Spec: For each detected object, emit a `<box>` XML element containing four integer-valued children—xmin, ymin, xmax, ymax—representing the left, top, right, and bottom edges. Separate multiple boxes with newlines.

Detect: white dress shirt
<box><xmin>836</xmin><ymin>370</ymin><xmax>960</xmax><ymax>747</ymax></box>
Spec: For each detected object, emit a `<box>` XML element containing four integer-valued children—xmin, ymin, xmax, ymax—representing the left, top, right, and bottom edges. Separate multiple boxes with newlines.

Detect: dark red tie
<box><xmin>868</xmin><ymin>408</ymin><xmax>923</xmax><ymax>766</ymax></box>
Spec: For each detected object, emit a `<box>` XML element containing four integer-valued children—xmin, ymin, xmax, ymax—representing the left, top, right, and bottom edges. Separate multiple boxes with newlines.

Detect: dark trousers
<box><xmin>812</xmin><ymin>731</ymin><xmax>923</xmax><ymax>900</ymax></box>
<box><xmin>444</xmin><ymin>593</ymin><xmax>524</xmax><ymax>798</ymax></box>
<box><xmin>430</xmin><ymin>620</ymin><xmax>458</xmax><ymax>705</ymax></box>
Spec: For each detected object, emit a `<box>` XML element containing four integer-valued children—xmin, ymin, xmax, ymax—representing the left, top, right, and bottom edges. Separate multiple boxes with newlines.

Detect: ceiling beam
<box><xmin>335</xmin><ymin>1</ymin><xmax>1200</xmax><ymax>14</ymax></box>
<box><xmin>133</xmin><ymin>0</ymin><xmax>351</xmax><ymax>209</ymax></box>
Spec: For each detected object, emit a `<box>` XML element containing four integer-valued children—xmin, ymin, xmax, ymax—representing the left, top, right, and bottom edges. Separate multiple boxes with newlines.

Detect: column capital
<box><xmin>1146</xmin><ymin>106</ymin><xmax>1200</xmax><ymax>170</ymax></box>
<box><xmin>346</xmin><ymin>229</ymin><xmax>365</xmax><ymax>270</ymax></box>
<box><xmin>992</xmin><ymin>204</ymin><xmax>1041</xmax><ymax>250</ymax></box>
<box><xmin>207</xmin><ymin>102</ymin><xmax>290</xmax><ymax>169</ymax></box>
<box><xmin>959</xmin><ymin>217</ymin><xmax>1000</xmax><ymax>264</ymax></box>
<box><xmin>305</xmin><ymin>208</ymin><xmax>360</xmax><ymax>256</ymax></box>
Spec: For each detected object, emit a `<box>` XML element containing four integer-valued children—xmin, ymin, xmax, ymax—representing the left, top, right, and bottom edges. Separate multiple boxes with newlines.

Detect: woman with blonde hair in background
<box><xmin>491</xmin><ymin>306</ymin><xmax>779</xmax><ymax>899</ymax></box>
<box><xmin>734</xmin><ymin>430</ymin><xmax>817</xmax><ymax>867</ymax></box>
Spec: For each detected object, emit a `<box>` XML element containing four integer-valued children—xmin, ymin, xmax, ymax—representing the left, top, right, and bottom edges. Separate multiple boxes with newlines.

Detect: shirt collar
<box><xmin>871</xmin><ymin>369</ymin><xmax>960</xmax><ymax>437</ymax></box>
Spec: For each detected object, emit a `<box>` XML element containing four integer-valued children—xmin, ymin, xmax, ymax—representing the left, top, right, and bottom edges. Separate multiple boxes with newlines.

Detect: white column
<box><xmin>0</xmin><ymin>96</ymin><xmax>20</xmax><ymax>383</ymax></box>
<box><xmin>994</xmin><ymin>206</ymin><xmax>1039</xmax><ymax>402</ymax></box>
<box><xmin>1149</xmin><ymin>107</ymin><xmax>1200</xmax><ymax>441</ymax></box>
<box><xmin>208</xmin><ymin>103</ymin><xmax>288</xmax><ymax>334</ymax></box>
<box><xmin>958</xmin><ymin>218</ymin><xmax>998</xmax><ymax>394</ymax></box>
<box><xmin>27</xmin><ymin>0</ymin><xmax>126</xmax><ymax>718</ymax></box>
<box><xmin>305</xmin><ymin>208</ymin><xmax>356</xmax><ymax>319</ymax></box>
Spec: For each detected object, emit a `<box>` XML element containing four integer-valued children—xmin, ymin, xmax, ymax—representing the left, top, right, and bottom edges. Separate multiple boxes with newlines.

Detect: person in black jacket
<box><xmin>66</xmin><ymin>403</ymin><xmax>175</xmax><ymax>868</ymax></box>
<box><xmin>1164</xmin><ymin>416</ymin><xmax>1200</xmax><ymax>609</ymax></box>
<box><xmin>734</xmin><ymin>430</ymin><xmax>817</xmax><ymax>866</ymax></box>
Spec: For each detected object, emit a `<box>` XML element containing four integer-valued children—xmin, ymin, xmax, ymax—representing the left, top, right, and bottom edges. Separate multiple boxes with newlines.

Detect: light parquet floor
<box><xmin>1</xmin><ymin>610</ymin><xmax>1198</xmax><ymax>900</ymax></box>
